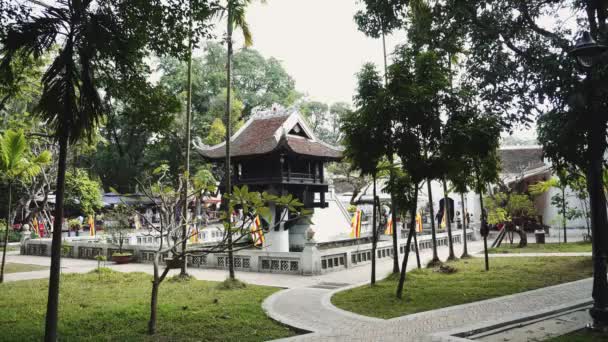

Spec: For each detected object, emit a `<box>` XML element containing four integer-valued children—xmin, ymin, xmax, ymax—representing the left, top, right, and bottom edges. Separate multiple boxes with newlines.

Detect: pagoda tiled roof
<box><xmin>194</xmin><ymin>107</ymin><xmax>343</xmax><ymax>160</ymax></box>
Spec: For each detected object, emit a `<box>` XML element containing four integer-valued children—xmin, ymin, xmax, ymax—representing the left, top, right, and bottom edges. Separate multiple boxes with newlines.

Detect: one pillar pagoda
<box><xmin>194</xmin><ymin>106</ymin><xmax>343</xmax><ymax>252</ymax></box>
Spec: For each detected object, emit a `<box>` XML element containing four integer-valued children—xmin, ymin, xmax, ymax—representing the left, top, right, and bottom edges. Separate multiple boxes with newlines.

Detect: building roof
<box><xmin>194</xmin><ymin>106</ymin><xmax>343</xmax><ymax>160</ymax></box>
<box><xmin>498</xmin><ymin>146</ymin><xmax>546</xmax><ymax>175</ymax></box>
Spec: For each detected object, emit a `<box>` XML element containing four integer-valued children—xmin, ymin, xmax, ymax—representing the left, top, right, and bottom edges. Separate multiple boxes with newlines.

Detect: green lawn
<box><xmin>3</xmin><ymin>263</ymin><xmax>47</xmax><ymax>273</ymax></box>
<box><xmin>332</xmin><ymin>257</ymin><xmax>592</xmax><ymax>319</ymax></box>
<box><xmin>0</xmin><ymin>270</ymin><xmax>296</xmax><ymax>341</ymax></box>
<box><xmin>489</xmin><ymin>242</ymin><xmax>592</xmax><ymax>254</ymax></box>
<box><xmin>548</xmin><ymin>329</ymin><xmax>608</xmax><ymax>341</ymax></box>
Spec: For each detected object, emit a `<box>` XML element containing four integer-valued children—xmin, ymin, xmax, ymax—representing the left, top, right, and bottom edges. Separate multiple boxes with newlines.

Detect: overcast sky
<box><xmin>223</xmin><ymin>0</ymin><xmax>403</xmax><ymax>105</ymax></box>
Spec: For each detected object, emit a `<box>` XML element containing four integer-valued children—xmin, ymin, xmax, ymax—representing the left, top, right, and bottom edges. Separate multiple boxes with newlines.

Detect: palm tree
<box><xmin>223</xmin><ymin>0</ymin><xmax>260</xmax><ymax>280</ymax></box>
<box><xmin>0</xmin><ymin>129</ymin><xmax>51</xmax><ymax>283</ymax></box>
<box><xmin>0</xmin><ymin>2</ymin><xmax>134</xmax><ymax>340</ymax></box>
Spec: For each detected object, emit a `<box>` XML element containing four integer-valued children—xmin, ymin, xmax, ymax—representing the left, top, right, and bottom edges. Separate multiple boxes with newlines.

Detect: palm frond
<box><xmin>529</xmin><ymin>178</ymin><xmax>559</xmax><ymax>195</ymax></box>
<box><xmin>231</xmin><ymin>3</ymin><xmax>253</xmax><ymax>47</ymax></box>
<box><xmin>1</xmin><ymin>129</ymin><xmax>27</xmax><ymax>172</ymax></box>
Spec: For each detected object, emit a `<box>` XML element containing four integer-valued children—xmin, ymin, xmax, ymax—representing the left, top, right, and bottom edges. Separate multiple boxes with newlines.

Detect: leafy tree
<box><xmin>388</xmin><ymin>45</ymin><xmax>450</xmax><ymax>297</ymax></box>
<box><xmin>104</xmin><ymin>204</ymin><xmax>132</xmax><ymax>254</ymax></box>
<box><xmin>0</xmin><ymin>0</ymin><xmax>217</xmax><ymax>338</ymax></box>
<box><xmin>92</xmin><ymin>80</ymin><xmax>181</xmax><ymax>192</ymax></box>
<box><xmin>135</xmin><ymin>162</ymin><xmax>308</xmax><ymax>334</ymax></box>
<box><xmin>157</xmin><ymin>42</ymin><xmax>298</xmax><ymax>124</ymax></box>
<box><xmin>64</xmin><ymin>169</ymin><xmax>103</xmax><ymax>217</ymax></box>
<box><xmin>446</xmin><ymin>0</ymin><xmax>608</xmax><ymax>313</ymax></box>
<box><xmin>342</xmin><ymin>63</ymin><xmax>388</xmax><ymax>284</ymax></box>
<box><xmin>299</xmin><ymin>100</ymin><xmax>329</xmax><ymax>135</ymax></box>
<box><xmin>486</xmin><ymin>191</ymin><xmax>535</xmax><ymax>249</ymax></box>
<box><xmin>0</xmin><ymin>129</ymin><xmax>51</xmax><ymax>283</ymax></box>
<box><xmin>441</xmin><ymin>84</ymin><xmax>502</xmax><ymax>257</ymax></box>
<box><xmin>205</xmin><ymin>118</ymin><xmax>227</xmax><ymax>146</ymax></box>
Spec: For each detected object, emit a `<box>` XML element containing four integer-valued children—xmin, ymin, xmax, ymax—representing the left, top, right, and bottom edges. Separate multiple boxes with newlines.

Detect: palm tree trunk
<box><xmin>396</xmin><ymin>185</ymin><xmax>418</xmax><ymax>299</ymax></box>
<box><xmin>427</xmin><ymin>179</ymin><xmax>439</xmax><ymax>264</ymax></box>
<box><xmin>371</xmin><ymin>174</ymin><xmax>377</xmax><ymax>285</ymax></box>
<box><xmin>225</xmin><ymin>1</ymin><xmax>235</xmax><ymax>280</ymax></box>
<box><xmin>442</xmin><ymin>179</ymin><xmax>456</xmax><ymax>260</ymax></box>
<box><xmin>460</xmin><ymin>192</ymin><xmax>470</xmax><ymax>258</ymax></box>
<box><xmin>45</xmin><ymin>132</ymin><xmax>68</xmax><ymax>342</ymax></box>
<box><xmin>0</xmin><ymin>181</ymin><xmax>12</xmax><ymax>283</ymax></box>
<box><xmin>180</xmin><ymin>33</ymin><xmax>194</xmax><ymax>277</ymax></box>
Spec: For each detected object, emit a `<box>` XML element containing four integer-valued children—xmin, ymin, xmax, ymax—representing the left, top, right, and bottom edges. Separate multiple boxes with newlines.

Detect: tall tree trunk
<box><xmin>148</xmin><ymin>258</ymin><xmax>161</xmax><ymax>335</ymax></box>
<box><xmin>476</xmin><ymin>171</ymin><xmax>489</xmax><ymax>272</ymax></box>
<box><xmin>0</xmin><ymin>181</ymin><xmax>12</xmax><ymax>283</ymax></box>
<box><xmin>388</xmin><ymin>155</ymin><xmax>399</xmax><ymax>273</ymax></box>
<box><xmin>225</xmin><ymin>3</ymin><xmax>235</xmax><ymax>280</ymax></box>
<box><xmin>412</xmin><ymin>221</ymin><xmax>421</xmax><ymax>269</ymax></box>
<box><xmin>442</xmin><ymin>179</ymin><xmax>456</xmax><ymax>260</ymax></box>
<box><xmin>371</xmin><ymin>174</ymin><xmax>377</xmax><ymax>285</ymax></box>
<box><xmin>460</xmin><ymin>192</ymin><xmax>469</xmax><ymax>258</ymax></box>
<box><xmin>148</xmin><ymin>281</ymin><xmax>159</xmax><ymax>335</ymax></box>
<box><xmin>427</xmin><ymin>179</ymin><xmax>439</xmax><ymax>263</ymax></box>
<box><xmin>396</xmin><ymin>185</ymin><xmax>418</xmax><ymax>299</ymax></box>
<box><xmin>180</xmin><ymin>33</ymin><xmax>194</xmax><ymax>277</ymax></box>
<box><xmin>562</xmin><ymin>187</ymin><xmax>567</xmax><ymax>243</ymax></box>
<box><xmin>45</xmin><ymin>132</ymin><xmax>68</xmax><ymax>342</ymax></box>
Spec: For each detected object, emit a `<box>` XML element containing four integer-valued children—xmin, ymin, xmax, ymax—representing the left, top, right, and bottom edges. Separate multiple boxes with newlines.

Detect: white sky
<box><xmin>220</xmin><ymin>0</ymin><xmax>403</xmax><ymax>105</ymax></box>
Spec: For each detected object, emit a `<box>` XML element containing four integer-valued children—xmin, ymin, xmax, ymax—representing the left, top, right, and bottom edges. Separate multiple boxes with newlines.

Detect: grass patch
<box><xmin>2</xmin><ymin>263</ymin><xmax>46</xmax><ymax>274</ymax></box>
<box><xmin>548</xmin><ymin>329</ymin><xmax>608</xmax><ymax>341</ymax></box>
<box><xmin>0</xmin><ymin>270</ymin><xmax>295</xmax><ymax>341</ymax></box>
<box><xmin>489</xmin><ymin>242</ymin><xmax>592</xmax><ymax>254</ymax></box>
<box><xmin>332</xmin><ymin>257</ymin><xmax>592</xmax><ymax>319</ymax></box>
<box><xmin>3</xmin><ymin>245</ymin><xmax>20</xmax><ymax>252</ymax></box>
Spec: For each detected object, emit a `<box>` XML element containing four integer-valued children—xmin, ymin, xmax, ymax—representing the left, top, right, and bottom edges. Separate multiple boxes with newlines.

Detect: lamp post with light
<box><xmin>569</xmin><ymin>31</ymin><xmax>608</xmax><ymax>330</ymax></box>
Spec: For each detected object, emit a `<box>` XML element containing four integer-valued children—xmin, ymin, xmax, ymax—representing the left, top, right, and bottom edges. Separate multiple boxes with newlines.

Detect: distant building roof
<box><xmin>194</xmin><ymin>105</ymin><xmax>343</xmax><ymax>160</ymax></box>
<box><xmin>498</xmin><ymin>146</ymin><xmax>546</xmax><ymax>175</ymax></box>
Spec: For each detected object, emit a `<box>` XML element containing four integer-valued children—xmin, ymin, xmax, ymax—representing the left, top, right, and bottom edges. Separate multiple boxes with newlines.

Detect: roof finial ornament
<box><xmin>252</xmin><ymin>103</ymin><xmax>289</xmax><ymax>119</ymax></box>
<box><xmin>193</xmin><ymin>136</ymin><xmax>210</xmax><ymax>150</ymax></box>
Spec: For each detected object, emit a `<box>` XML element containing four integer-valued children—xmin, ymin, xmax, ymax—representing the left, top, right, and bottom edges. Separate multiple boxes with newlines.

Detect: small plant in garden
<box><xmin>68</xmin><ymin>219</ymin><xmax>81</xmax><ymax>236</ymax></box>
<box><xmin>94</xmin><ymin>255</ymin><xmax>107</xmax><ymax>278</ymax></box>
<box><xmin>105</xmin><ymin>204</ymin><xmax>133</xmax><ymax>259</ymax></box>
<box><xmin>61</xmin><ymin>245</ymin><xmax>71</xmax><ymax>257</ymax></box>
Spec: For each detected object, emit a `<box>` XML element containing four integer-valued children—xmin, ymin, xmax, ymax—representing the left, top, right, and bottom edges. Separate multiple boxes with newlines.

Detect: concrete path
<box><xmin>263</xmin><ymin>243</ymin><xmax>594</xmax><ymax>342</ymax></box>
<box><xmin>267</xmin><ymin>279</ymin><xmax>592</xmax><ymax>342</ymax></box>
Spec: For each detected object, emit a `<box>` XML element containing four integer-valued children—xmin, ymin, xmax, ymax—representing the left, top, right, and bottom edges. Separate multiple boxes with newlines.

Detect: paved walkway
<box><xmin>263</xmin><ymin>243</ymin><xmax>594</xmax><ymax>342</ymax></box>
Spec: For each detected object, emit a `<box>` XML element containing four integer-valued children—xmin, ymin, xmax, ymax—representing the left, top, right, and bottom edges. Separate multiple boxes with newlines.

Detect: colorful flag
<box><xmin>440</xmin><ymin>207</ymin><xmax>447</xmax><ymax>229</ymax></box>
<box><xmin>416</xmin><ymin>213</ymin><xmax>423</xmax><ymax>233</ymax></box>
<box><xmin>349</xmin><ymin>210</ymin><xmax>362</xmax><ymax>238</ymax></box>
<box><xmin>189</xmin><ymin>226</ymin><xmax>199</xmax><ymax>243</ymax></box>
<box><xmin>88</xmin><ymin>215</ymin><xmax>95</xmax><ymax>236</ymax></box>
<box><xmin>385</xmin><ymin>216</ymin><xmax>393</xmax><ymax>235</ymax></box>
<box><xmin>250</xmin><ymin>215</ymin><xmax>264</xmax><ymax>246</ymax></box>
<box><xmin>32</xmin><ymin>217</ymin><xmax>39</xmax><ymax>237</ymax></box>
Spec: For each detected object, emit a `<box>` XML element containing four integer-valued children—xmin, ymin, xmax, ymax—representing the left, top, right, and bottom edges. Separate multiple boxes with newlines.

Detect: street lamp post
<box><xmin>569</xmin><ymin>31</ymin><xmax>608</xmax><ymax>330</ymax></box>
